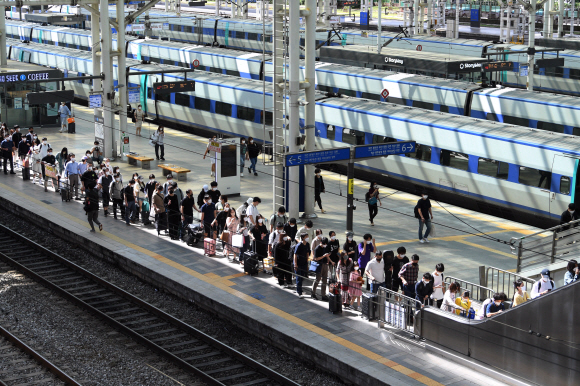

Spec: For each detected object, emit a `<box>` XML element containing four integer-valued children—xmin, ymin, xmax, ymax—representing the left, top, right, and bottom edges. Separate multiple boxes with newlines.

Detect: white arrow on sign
<box><xmin>287</xmin><ymin>156</ymin><xmax>296</xmax><ymax>165</ymax></box>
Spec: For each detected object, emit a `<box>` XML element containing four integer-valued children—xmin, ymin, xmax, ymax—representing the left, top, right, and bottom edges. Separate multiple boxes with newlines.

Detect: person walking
<box><xmin>133</xmin><ymin>104</ymin><xmax>146</xmax><ymax>136</ymax></box>
<box><xmin>415</xmin><ymin>191</ymin><xmax>433</xmax><ymax>243</ymax></box>
<box><xmin>398</xmin><ymin>254</ymin><xmax>420</xmax><ymax>299</ymax></box>
<box><xmin>203</xmin><ymin>135</ymin><xmax>218</xmax><ymax>177</ymax></box>
<box><xmin>64</xmin><ymin>154</ymin><xmax>81</xmax><ymax>200</ymax></box>
<box><xmin>58</xmin><ymin>102</ymin><xmax>71</xmax><ymax>133</ymax></box>
<box><xmin>239</xmin><ymin>137</ymin><xmax>247</xmax><ymax>177</ymax></box>
<box><xmin>152</xmin><ymin>127</ymin><xmax>165</xmax><ymax>161</ymax></box>
<box><xmin>164</xmin><ymin>187</ymin><xmax>180</xmax><ymax>240</ymax></box>
<box><xmin>293</xmin><ymin>233</ymin><xmax>311</xmax><ymax>299</ymax></box>
<box><xmin>530</xmin><ymin>268</ymin><xmax>556</xmax><ymax>299</ymax></box>
<box><xmin>85</xmin><ymin>184</ymin><xmax>102</xmax><ymax>232</ymax></box>
<box><xmin>366</xmin><ymin>181</ymin><xmax>381</xmax><ymax>226</ymax></box>
<box><xmin>314</xmin><ymin>168</ymin><xmax>326</xmax><ymax>213</ymax></box>
<box><xmin>311</xmin><ymin>237</ymin><xmax>331</xmax><ymax>301</ymax></box>
<box><xmin>124</xmin><ymin>179</ymin><xmax>137</xmax><ymax>225</ymax></box>
<box><xmin>247</xmin><ymin>136</ymin><xmax>260</xmax><ymax>176</ymax></box>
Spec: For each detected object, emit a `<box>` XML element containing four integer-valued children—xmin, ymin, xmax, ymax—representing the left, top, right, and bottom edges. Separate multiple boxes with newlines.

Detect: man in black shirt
<box><xmin>311</xmin><ymin>237</ymin><xmax>331</xmax><ymax>301</ymax></box>
<box><xmin>164</xmin><ymin>188</ymin><xmax>180</xmax><ymax>240</ymax></box>
<box><xmin>124</xmin><ymin>179</ymin><xmax>137</xmax><ymax>225</ymax></box>
<box><xmin>208</xmin><ymin>181</ymin><xmax>221</xmax><ymax>204</ymax></box>
<box><xmin>200</xmin><ymin>195</ymin><xmax>217</xmax><ymax>239</ymax></box>
<box><xmin>283</xmin><ymin>218</ymin><xmax>298</xmax><ymax>245</ymax></box>
<box><xmin>293</xmin><ymin>233</ymin><xmax>311</xmax><ymax>299</ymax></box>
<box><xmin>81</xmin><ymin>164</ymin><xmax>99</xmax><ymax>192</ymax></box>
<box><xmin>391</xmin><ymin>246</ymin><xmax>409</xmax><ymax>293</ymax></box>
<box><xmin>180</xmin><ymin>189</ymin><xmax>200</xmax><ymax>240</ymax></box>
<box><xmin>415</xmin><ymin>191</ymin><xmax>433</xmax><ymax>243</ymax></box>
<box><xmin>11</xmin><ymin>126</ymin><xmax>22</xmax><ymax>148</ymax></box>
<box><xmin>145</xmin><ymin>174</ymin><xmax>157</xmax><ymax>204</ymax></box>
<box><xmin>343</xmin><ymin>232</ymin><xmax>358</xmax><ymax>268</ymax></box>
<box><xmin>41</xmin><ymin>148</ymin><xmax>57</xmax><ymax>190</ymax></box>
<box><xmin>247</xmin><ymin>136</ymin><xmax>261</xmax><ymax>176</ymax></box>
<box><xmin>328</xmin><ymin>231</ymin><xmax>340</xmax><ymax>273</ymax></box>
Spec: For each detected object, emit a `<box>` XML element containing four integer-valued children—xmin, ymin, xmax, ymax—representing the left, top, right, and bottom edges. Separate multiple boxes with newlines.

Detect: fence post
<box><xmin>516</xmin><ymin>240</ymin><xmax>523</xmax><ymax>273</ymax></box>
<box><xmin>479</xmin><ymin>265</ymin><xmax>487</xmax><ymax>288</ymax></box>
<box><xmin>551</xmin><ymin>231</ymin><xmax>557</xmax><ymax>264</ymax></box>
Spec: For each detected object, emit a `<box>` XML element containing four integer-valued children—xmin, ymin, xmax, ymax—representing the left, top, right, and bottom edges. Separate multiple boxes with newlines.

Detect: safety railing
<box><xmin>444</xmin><ymin>276</ymin><xmax>495</xmax><ymax>302</ymax></box>
<box><xmin>376</xmin><ymin>287</ymin><xmax>420</xmax><ymax>334</ymax></box>
<box><xmin>481</xmin><ymin>266</ymin><xmax>535</xmax><ymax>302</ymax></box>
<box><xmin>510</xmin><ymin>218</ymin><xmax>580</xmax><ymax>273</ymax></box>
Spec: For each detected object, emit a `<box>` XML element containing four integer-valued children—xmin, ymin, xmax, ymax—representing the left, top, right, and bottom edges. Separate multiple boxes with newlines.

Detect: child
<box><xmin>349</xmin><ymin>262</ymin><xmax>363</xmax><ymax>311</ymax></box>
<box><xmin>455</xmin><ymin>290</ymin><xmax>472</xmax><ymax>316</ymax></box>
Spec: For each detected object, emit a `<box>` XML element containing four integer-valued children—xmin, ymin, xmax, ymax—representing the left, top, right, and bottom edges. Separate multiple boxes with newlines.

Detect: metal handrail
<box><xmin>484</xmin><ymin>266</ymin><xmax>535</xmax><ymax>301</ymax></box>
<box><xmin>444</xmin><ymin>276</ymin><xmax>495</xmax><ymax>301</ymax></box>
<box><xmin>376</xmin><ymin>287</ymin><xmax>420</xmax><ymax>333</ymax></box>
<box><xmin>509</xmin><ymin>218</ymin><xmax>580</xmax><ymax>249</ymax></box>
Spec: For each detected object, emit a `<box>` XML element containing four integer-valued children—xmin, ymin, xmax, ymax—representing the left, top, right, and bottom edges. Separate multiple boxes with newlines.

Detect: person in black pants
<box><xmin>367</xmin><ymin>181</ymin><xmax>381</xmax><ymax>226</ymax></box>
<box><xmin>314</xmin><ymin>168</ymin><xmax>326</xmax><ymax>213</ymax></box>
<box><xmin>273</xmin><ymin>232</ymin><xmax>293</xmax><ymax>287</ymax></box>
<box><xmin>145</xmin><ymin>174</ymin><xmax>157</xmax><ymax>204</ymax></box>
<box><xmin>164</xmin><ymin>188</ymin><xmax>181</xmax><ymax>240</ymax></box>
<box><xmin>0</xmin><ymin>134</ymin><xmax>15</xmax><ymax>175</ymax></box>
<box><xmin>180</xmin><ymin>189</ymin><xmax>200</xmax><ymax>240</ymax></box>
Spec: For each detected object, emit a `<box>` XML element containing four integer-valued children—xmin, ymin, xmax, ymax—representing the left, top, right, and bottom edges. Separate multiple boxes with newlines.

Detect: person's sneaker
<box><xmin>420</xmin><ymin>239</ymin><xmax>425</xmax><ymax>243</ymax></box>
<box><xmin>240</xmin><ymin>173</ymin><xmax>244</xmax><ymax>177</ymax></box>
<box><xmin>321</xmin><ymin>296</ymin><xmax>329</xmax><ymax>301</ymax></box>
<box><xmin>321</xmin><ymin>209</ymin><xmax>326</xmax><ymax>213</ymax></box>
<box><xmin>311</xmin><ymin>294</ymin><xmax>318</xmax><ymax>300</ymax></box>
<box><xmin>298</xmin><ymin>294</ymin><xmax>304</xmax><ymax>299</ymax></box>
<box><xmin>9</xmin><ymin>172</ymin><xmax>15</xmax><ymax>175</ymax></box>
<box><xmin>75</xmin><ymin>197</ymin><xmax>82</xmax><ymax>201</ymax></box>
<box><xmin>254</xmin><ymin>172</ymin><xmax>258</xmax><ymax>176</ymax></box>
<box><xmin>283</xmin><ymin>284</ymin><xmax>288</xmax><ymax>288</ymax></box>
<box><xmin>248</xmin><ymin>167</ymin><xmax>251</xmax><ymax>174</ymax></box>
<box><xmin>90</xmin><ymin>229</ymin><xmax>96</xmax><ymax>233</ymax></box>
<box><xmin>211</xmin><ymin>172</ymin><xmax>214</xmax><ymax>176</ymax></box>
<box><xmin>424</xmin><ymin>238</ymin><xmax>430</xmax><ymax>243</ymax></box>
<box><xmin>99</xmin><ymin>224</ymin><xmax>103</xmax><ymax>231</ymax></box>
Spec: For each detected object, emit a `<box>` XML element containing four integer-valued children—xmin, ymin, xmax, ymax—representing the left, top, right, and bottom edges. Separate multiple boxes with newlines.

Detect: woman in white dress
<box><xmin>441</xmin><ymin>281</ymin><xmax>461</xmax><ymax>313</ymax></box>
<box><xmin>31</xmin><ymin>138</ymin><xmax>42</xmax><ymax>184</ymax></box>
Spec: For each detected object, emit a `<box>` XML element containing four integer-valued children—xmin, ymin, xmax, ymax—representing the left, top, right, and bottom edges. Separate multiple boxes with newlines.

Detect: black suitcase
<box><xmin>22</xmin><ymin>167</ymin><xmax>30</xmax><ymax>180</ymax></box>
<box><xmin>243</xmin><ymin>251</ymin><xmax>259</xmax><ymax>275</ymax></box>
<box><xmin>68</xmin><ymin>122</ymin><xmax>75</xmax><ymax>134</ymax></box>
<box><xmin>328</xmin><ymin>292</ymin><xmax>342</xmax><ymax>314</ymax></box>
<box><xmin>61</xmin><ymin>187</ymin><xmax>71</xmax><ymax>202</ymax></box>
<box><xmin>183</xmin><ymin>223</ymin><xmax>203</xmax><ymax>245</ymax></box>
<box><xmin>361</xmin><ymin>293</ymin><xmax>377</xmax><ymax>320</ymax></box>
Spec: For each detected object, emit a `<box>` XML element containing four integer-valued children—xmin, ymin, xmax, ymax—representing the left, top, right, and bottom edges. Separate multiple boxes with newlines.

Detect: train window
<box><xmin>574</xmin><ymin>127</ymin><xmax>580</xmax><ymax>136</ymax></box>
<box><xmin>405</xmin><ymin>144</ymin><xmax>431</xmax><ymax>162</ymax></box>
<box><xmin>342</xmin><ymin>129</ymin><xmax>365</xmax><ymax>146</ymax></box>
<box><xmin>317</xmin><ymin>85</ymin><xmax>332</xmax><ymax>93</ymax></box>
<box><xmin>264</xmin><ymin>111</ymin><xmax>273</xmax><ymax>126</ymax></box>
<box><xmin>478</xmin><ymin>158</ymin><xmax>508</xmax><ymax>180</ymax></box>
<box><xmin>537</xmin><ymin>121</ymin><xmax>565</xmax><ymax>133</ymax></box>
<box><xmin>486</xmin><ymin>113</ymin><xmax>499</xmax><ymax>122</ymax></box>
<box><xmin>561</xmin><ymin>176</ymin><xmax>571</xmax><ymax>195</ymax></box>
<box><xmin>156</xmin><ymin>93</ymin><xmax>170</xmax><ymax>103</ymax></box>
<box><xmin>327</xmin><ymin>125</ymin><xmax>335</xmax><ymax>140</ymax></box>
<box><xmin>149</xmin><ymin>57</ymin><xmax>161</xmax><ymax>63</ymax></box>
<box><xmin>361</xmin><ymin>92</ymin><xmax>380</xmax><ymax>101</ymax></box>
<box><xmin>235</xmin><ymin>31</ymin><xmax>245</xmax><ymax>39</ymax></box>
<box><xmin>209</xmin><ymin>67</ymin><xmax>222</xmax><ymax>74</ymax></box>
<box><xmin>440</xmin><ymin>150</ymin><xmax>469</xmax><ymax>171</ymax></box>
<box><xmin>439</xmin><ymin>105</ymin><xmax>449</xmax><ymax>113</ymax></box>
<box><xmin>215</xmin><ymin>101</ymin><xmax>232</xmax><ymax>116</ymax></box>
<box><xmin>372</xmin><ymin>135</ymin><xmax>395</xmax><ymax>143</ymax></box>
<box><xmin>195</xmin><ymin>97</ymin><xmax>211</xmax><ymax>112</ymax></box>
<box><xmin>412</xmin><ymin>100</ymin><xmax>434</xmax><ymax>110</ymax></box>
<box><xmin>225</xmin><ymin>70</ymin><xmax>240</xmax><ymax>77</ymax></box>
<box><xmin>183</xmin><ymin>26</ymin><xmax>192</xmax><ymax>33</ymax></box>
<box><xmin>247</xmin><ymin>32</ymin><xmax>258</xmax><ymax>41</ymax></box>
<box><xmin>175</xmin><ymin>93</ymin><xmax>190</xmax><ymax>107</ymax></box>
<box><xmin>503</xmin><ymin>115</ymin><xmax>529</xmax><ymax>127</ymax></box>
<box><xmin>237</xmin><ymin>106</ymin><xmax>255</xmax><ymax>122</ymax></box>
<box><xmin>337</xmin><ymin>88</ymin><xmax>355</xmax><ymax>97</ymax></box>
<box><xmin>519</xmin><ymin>167</ymin><xmax>551</xmax><ymax>189</ymax></box>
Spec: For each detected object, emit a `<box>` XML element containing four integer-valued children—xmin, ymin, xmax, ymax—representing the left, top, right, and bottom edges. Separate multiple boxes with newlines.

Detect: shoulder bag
<box><xmin>309</xmin><ymin>259</ymin><xmax>320</xmax><ymax>273</ymax></box>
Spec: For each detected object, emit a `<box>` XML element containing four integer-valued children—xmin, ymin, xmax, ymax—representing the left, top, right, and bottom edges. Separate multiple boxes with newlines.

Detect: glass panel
<box><xmin>519</xmin><ymin>167</ymin><xmax>551</xmax><ymax>189</ymax></box>
<box><xmin>175</xmin><ymin>93</ymin><xmax>190</xmax><ymax>107</ymax></box>
<box><xmin>215</xmin><ymin>101</ymin><xmax>232</xmax><ymax>116</ymax></box>
<box><xmin>338</xmin><ymin>88</ymin><xmax>355</xmax><ymax>97</ymax></box>
<box><xmin>361</xmin><ymin>92</ymin><xmax>380</xmax><ymax>101</ymax></box>
<box><xmin>405</xmin><ymin>144</ymin><xmax>431</xmax><ymax>161</ymax></box>
<box><xmin>237</xmin><ymin>106</ymin><xmax>255</xmax><ymax>121</ymax></box>
<box><xmin>561</xmin><ymin>176</ymin><xmax>571</xmax><ymax>195</ymax></box>
<box><xmin>326</xmin><ymin>125</ymin><xmax>335</xmax><ymax>140</ymax></box>
<box><xmin>441</xmin><ymin>150</ymin><xmax>469</xmax><ymax>170</ymax></box>
<box><xmin>341</xmin><ymin>129</ymin><xmax>364</xmax><ymax>145</ymax></box>
<box><xmin>478</xmin><ymin>158</ymin><xmax>508</xmax><ymax>180</ymax></box>
<box><xmin>537</xmin><ymin>121</ymin><xmax>565</xmax><ymax>133</ymax></box>
<box><xmin>195</xmin><ymin>97</ymin><xmax>211</xmax><ymax>112</ymax></box>
<box><xmin>503</xmin><ymin>115</ymin><xmax>529</xmax><ymax>127</ymax></box>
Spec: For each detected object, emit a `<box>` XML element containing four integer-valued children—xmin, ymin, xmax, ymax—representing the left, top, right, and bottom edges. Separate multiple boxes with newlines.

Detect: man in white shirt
<box><xmin>531</xmin><ymin>268</ymin><xmax>555</xmax><ymax>299</ymax></box>
<box><xmin>38</xmin><ymin>138</ymin><xmax>51</xmax><ymax>159</ymax></box>
<box><xmin>365</xmin><ymin>251</ymin><xmax>386</xmax><ymax>294</ymax></box>
<box><xmin>295</xmin><ymin>220</ymin><xmax>314</xmax><ymax>244</ymax></box>
<box><xmin>246</xmin><ymin>196</ymin><xmax>261</xmax><ymax>226</ymax></box>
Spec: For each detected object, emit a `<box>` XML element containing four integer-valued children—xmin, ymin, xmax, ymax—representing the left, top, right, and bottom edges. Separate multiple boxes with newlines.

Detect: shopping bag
<box><xmin>232</xmin><ymin>234</ymin><xmax>244</xmax><ymax>248</ymax></box>
<box><xmin>149</xmin><ymin>139</ymin><xmax>156</xmax><ymax>147</ymax></box>
<box><xmin>430</xmin><ymin>223</ymin><xmax>436</xmax><ymax>237</ymax></box>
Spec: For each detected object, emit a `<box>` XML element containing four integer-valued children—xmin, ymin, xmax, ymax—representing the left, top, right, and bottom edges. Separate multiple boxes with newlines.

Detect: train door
<box><xmin>550</xmin><ymin>154</ymin><xmax>580</xmax><ymax>217</ymax></box>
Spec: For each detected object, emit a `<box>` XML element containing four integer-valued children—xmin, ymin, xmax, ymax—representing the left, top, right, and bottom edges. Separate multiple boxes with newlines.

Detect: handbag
<box><xmin>67</xmin><ymin>117</ymin><xmax>75</xmax><ymax>123</ymax></box>
<box><xmin>232</xmin><ymin>234</ymin><xmax>244</xmax><ymax>248</ymax></box>
<box><xmin>149</xmin><ymin>139</ymin><xmax>156</xmax><ymax>147</ymax></box>
<box><xmin>368</xmin><ymin>196</ymin><xmax>377</xmax><ymax>205</ymax></box>
<box><xmin>309</xmin><ymin>259</ymin><xmax>320</xmax><ymax>273</ymax></box>
<box><xmin>83</xmin><ymin>200</ymin><xmax>90</xmax><ymax>212</ymax></box>
<box><xmin>220</xmin><ymin>230</ymin><xmax>230</xmax><ymax>243</ymax></box>
<box><xmin>430</xmin><ymin>223</ymin><xmax>436</xmax><ymax>237</ymax></box>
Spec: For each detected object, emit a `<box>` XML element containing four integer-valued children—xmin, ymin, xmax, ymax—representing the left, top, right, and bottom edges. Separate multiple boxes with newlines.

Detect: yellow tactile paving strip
<box><xmin>0</xmin><ymin>182</ymin><xmax>443</xmax><ymax>386</ymax></box>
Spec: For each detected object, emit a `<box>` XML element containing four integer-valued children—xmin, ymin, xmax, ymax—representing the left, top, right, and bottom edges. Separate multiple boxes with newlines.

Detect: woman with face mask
<box><xmin>203</xmin><ymin>135</ymin><xmax>218</xmax><ymax>177</ymax></box>
<box><xmin>152</xmin><ymin>127</ymin><xmax>165</xmax><ymax>161</ymax></box>
<box><xmin>134</xmin><ymin>104</ymin><xmax>146</xmax><ymax>136</ymax></box>
<box><xmin>237</xmin><ymin>212</ymin><xmax>251</xmax><ymax>265</ymax></box>
<box><xmin>250</xmin><ymin>214</ymin><xmax>269</xmax><ymax>262</ymax></box>
<box><xmin>31</xmin><ymin>138</ymin><xmax>42</xmax><ymax>184</ymax></box>
<box><xmin>273</xmin><ymin>232</ymin><xmax>293</xmax><ymax>287</ymax></box>
<box><xmin>337</xmin><ymin>251</ymin><xmax>354</xmax><ymax>308</ymax></box>
<box><xmin>223</xmin><ymin>208</ymin><xmax>239</xmax><ymax>260</ymax></box>
<box><xmin>367</xmin><ymin>181</ymin><xmax>382</xmax><ymax>226</ymax></box>
<box><xmin>239</xmin><ymin>137</ymin><xmax>248</xmax><ymax>177</ymax></box>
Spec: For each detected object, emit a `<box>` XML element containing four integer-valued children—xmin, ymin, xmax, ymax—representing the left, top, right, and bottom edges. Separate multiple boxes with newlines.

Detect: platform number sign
<box><xmin>416</xmin><ymin>45</ymin><xmax>422</xmax><ymax>51</ymax></box>
<box><xmin>192</xmin><ymin>59</ymin><xmax>200</xmax><ymax>68</ymax></box>
<box><xmin>381</xmin><ymin>89</ymin><xmax>389</xmax><ymax>99</ymax></box>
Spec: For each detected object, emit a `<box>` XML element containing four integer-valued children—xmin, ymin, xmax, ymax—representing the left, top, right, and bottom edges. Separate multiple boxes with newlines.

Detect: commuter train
<box><xmin>8</xmin><ymin>38</ymin><xmax>579</xmax><ymax>228</ymax></box>
<box><xmin>6</xmin><ymin>22</ymin><xmax>580</xmax><ymax>136</ymax></box>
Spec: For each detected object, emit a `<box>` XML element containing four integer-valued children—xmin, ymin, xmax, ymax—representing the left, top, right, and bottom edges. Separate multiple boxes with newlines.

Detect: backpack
<box><xmin>365</xmin><ymin>191</ymin><xmax>370</xmax><ymax>201</ymax></box>
<box><xmin>270</xmin><ymin>213</ymin><xmax>288</xmax><ymax>227</ymax></box>
<box><xmin>414</xmin><ymin>203</ymin><xmax>420</xmax><ymax>218</ymax></box>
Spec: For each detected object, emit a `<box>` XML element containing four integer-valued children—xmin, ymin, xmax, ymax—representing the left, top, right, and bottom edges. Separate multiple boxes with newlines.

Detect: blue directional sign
<box><xmin>354</xmin><ymin>141</ymin><xmax>416</xmax><ymax>160</ymax></box>
<box><xmin>285</xmin><ymin>147</ymin><xmax>350</xmax><ymax>167</ymax></box>
<box><xmin>128</xmin><ymin>89</ymin><xmax>140</xmax><ymax>103</ymax></box>
<box><xmin>89</xmin><ymin>94</ymin><xmax>102</xmax><ymax>108</ymax></box>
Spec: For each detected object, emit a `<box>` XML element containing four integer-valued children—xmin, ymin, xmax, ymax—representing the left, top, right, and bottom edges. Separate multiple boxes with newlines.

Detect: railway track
<box><xmin>0</xmin><ymin>223</ymin><xmax>301</xmax><ymax>386</ymax></box>
<box><xmin>0</xmin><ymin>322</ymin><xmax>80</xmax><ymax>386</ymax></box>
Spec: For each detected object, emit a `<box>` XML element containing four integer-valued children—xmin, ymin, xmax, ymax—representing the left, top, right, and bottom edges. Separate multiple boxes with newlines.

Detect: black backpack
<box><xmin>414</xmin><ymin>203</ymin><xmax>420</xmax><ymax>218</ymax></box>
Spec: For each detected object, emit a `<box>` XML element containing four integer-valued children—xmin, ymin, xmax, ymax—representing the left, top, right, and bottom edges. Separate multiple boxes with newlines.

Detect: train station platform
<box><xmin>0</xmin><ymin>103</ymin><xmax>538</xmax><ymax>386</ymax></box>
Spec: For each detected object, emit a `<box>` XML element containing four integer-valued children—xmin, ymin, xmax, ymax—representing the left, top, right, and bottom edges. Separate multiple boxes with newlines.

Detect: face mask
<box><xmin>305</xmin><ymin>237</ymin><xmax>310</xmax><ymax>242</ymax></box>
<box><xmin>33</xmin><ymin>136</ymin><xmax>37</xmax><ymax>139</ymax></box>
<box><xmin>212</xmin><ymin>187</ymin><xmax>217</xmax><ymax>191</ymax></box>
<box><xmin>242</xmin><ymin>141</ymin><xmax>245</xmax><ymax>144</ymax></box>
<box><xmin>374</xmin><ymin>185</ymin><xmax>378</xmax><ymax>188</ymax></box>
<box><xmin>422</xmin><ymin>195</ymin><xmax>428</xmax><ymax>199</ymax></box>
<box><xmin>207</xmin><ymin>199</ymin><xmax>212</xmax><ymax>204</ymax></box>
<box><xmin>250</xmin><ymin>140</ymin><xmax>253</xmax><ymax>144</ymax></box>
<box><xmin>290</xmin><ymin>224</ymin><xmax>295</xmax><ymax>227</ymax></box>
<box><xmin>401</xmin><ymin>254</ymin><xmax>406</xmax><ymax>258</ymax></box>
<box><xmin>138</xmin><ymin>107</ymin><xmax>142</xmax><ymax>110</ymax></box>
<box><xmin>570</xmin><ymin>210</ymin><xmax>575</xmax><ymax>215</ymax></box>
<box><xmin>88</xmin><ymin>167</ymin><xmax>92</xmax><ymax>171</ymax></box>
<box><xmin>71</xmin><ymin>158</ymin><xmax>76</xmax><ymax>162</ymax></box>
<box><xmin>317</xmin><ymin>235</ymin><xmax>321</xmax><ymax>239</ymax></box>
<box><xmin>316</xmin><ymin>173</ymin><xmax>320</xmax><ymax>176</ymax></box>
<box><xmin>322</xmin><ymin>244</ymin><xmax>327</xmax><ymax>248</ymax></box>
<box><xmin>48</xmin><ymin>152</ymin><xmax>52</xmax><ymax>155</ymax></box>
<box><xmin>42</xmin><ymin>141</ymin><xmax>47</xmax><ymax>144</ymax></box>
<box><xmin>284</xmin><ymin>236</ymin><xmax>290</xmax><ymax>241</ymax></box>
<box><xmin>494</xmin><ymin>302</ymin><xmax>501</xmax><ymax>306</ymax></box>
<box><xmin>367</xmin><ymin>240</ymin><xmax>372</xmax><ymax>244</ymax></box>
<box><xmin>116</xmin><ymin>178</ymin><xmax>120</xmax><ymax>182</ymax></box>
<box><xmin>331</xmin><ymin>236</ymin><xmax>336</xmax><ymax>240</ymax></box>
<box><xmin>258</xmin><ymin>219</ymin><xmax>263</xmax><ymax>224</ymax></box>
<box><xmin>348</xmin><ymin>237</ymin><xmax>353</xmax><ymax>241</ymax></box>
<box><xmin>412</xmin><ymin>262</ymin><xmax>418</xmax><ymax>267</ymax></box>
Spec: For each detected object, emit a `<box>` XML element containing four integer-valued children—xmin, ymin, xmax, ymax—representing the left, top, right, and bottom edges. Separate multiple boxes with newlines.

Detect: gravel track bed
<box><xmin>0</xmin><ymin>210</ymin><xmax>345</xmax><ymax>386</ymax></box>
<box><xmin>0</xmin><ymin>264</ymin><xmax>203</xmax><ymax>386</ymax></box>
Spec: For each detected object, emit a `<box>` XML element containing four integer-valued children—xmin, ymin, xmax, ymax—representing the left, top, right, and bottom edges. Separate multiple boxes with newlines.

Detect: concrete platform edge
<box><xmin>0</xmin><ymin>195</ymin><xmax>397</xmax><ymax>386</ymax></box>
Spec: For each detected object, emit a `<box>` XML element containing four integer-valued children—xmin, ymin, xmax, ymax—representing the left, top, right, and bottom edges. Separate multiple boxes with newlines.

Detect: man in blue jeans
<box><xmin>415</xmin><ymin>192</ymin><xmax>433</xmax><ymax>243</ymax></box>
<box><xmin>247</xmin><ymin>136</ymin><xmax>261</xmax><ymax>176</ymax></box>
<box><xmin>365</xmin><ymin>251</ymin><xmax>385</xmax><ymax>294</ymax></box>
<box><xmin>293</xmin><ymin>233</ymin><xmax>311</xmax><ymax>299</ymax></box>
<box><xmin>124</xmin><ymin>179</ymin><xmax>137</xmax><ymax>225</ymax></box>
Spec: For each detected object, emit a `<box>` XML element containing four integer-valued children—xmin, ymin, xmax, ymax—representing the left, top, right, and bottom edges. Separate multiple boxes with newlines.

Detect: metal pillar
<box><xmin>377</xmin><ymin>0</ymin><xmax>382</xmax><ymax>53</ymax></box>
<box><xmin>288</xmin><ymin>0</ymin><xmax>301</xmax><ymax>219</ymax></box>
<box><xmin>117</xmin><ymin>0</ymin><xmax>127</xmax><ymax>158</ymax></box>
<box><xmin>272</xmin><ymin>0</ymin><xmax>288</xmax><ymax>216</ymax></box>
<box><xmin>558</xmin><ymin>0</ymin><xmax>564</xmax><ymax>37</ymax></box>
<box><xmin>346</xmin><ymin>150</ymin><xmax>354</xmax><ymax>233</ymax></box>
<box><xmin>324</xmin><ymin>0</ymin><xmax>331</xmax><ymax>28</ymax></box>
<box><xmin>455</xmin><ymin>0</ymin><xmax>460</xmax><ymax>38</ymax></box>
<box><xmin>302</xmin><ymin>0</ymin><xmax>317</xmax><ymax>219</ymax></box>
<box><xmin>215</xmin><ymin>0</ymin><xmax>220</xmax><ymax>16</ymax></box>
<box><xmin>100</xmin><ymin>0</ymin><xmax>114</xmax><ymax>159</ymax></box>
<box><xmin>414</xmin><ymin>0</ymin><xmax>420</xmax><ymax>35</ymax></box>
<box><xmin>91</xmin><ymin>11</ymin><xmax>101</xmax><ymax>132</ymax></box>
<box><xmin>527</xmin><ymin>0</ymin><xmax>536</xmax><ymax>90</ymax></box>
<box><xmin>0</xmin><ymin>12</ymin><xmax>6</xmax><ymax>66</ymax></box>
<box><xmin>572</xmin><ymin>0</ymin><xmax>575</xmax><ymax>36</ymax></box>
<box><xmin>231</xmin><ymin>0</ymin><xmax>237</xmax><ymax>18</ymax></box>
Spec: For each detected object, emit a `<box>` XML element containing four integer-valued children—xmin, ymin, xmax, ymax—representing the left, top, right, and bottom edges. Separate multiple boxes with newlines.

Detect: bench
<box><xmin>126</xmin><ymin>154</ymin><xmax>155</xmax><ymax>169</ymax></box>
<box><xmin>158</xmin><ymin>163</ymin><xmax>191</xmax><ymax>181</ymax></box>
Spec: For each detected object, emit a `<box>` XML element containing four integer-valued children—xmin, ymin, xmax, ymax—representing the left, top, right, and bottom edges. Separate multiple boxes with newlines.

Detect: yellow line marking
<box><xmin>455</xmin><ymin>239</ymin><xmax>516</xmax><ymax>259</ymax></box>
<box><xmin>0</xmin><ymin>182</ymin><xmax>445</xmax><ymax>386</ymax></box>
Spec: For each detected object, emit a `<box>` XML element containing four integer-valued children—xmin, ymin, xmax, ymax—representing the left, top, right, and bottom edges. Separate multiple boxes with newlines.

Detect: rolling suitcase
<box><xmin>22</xmin><ymin>166</ymin><xmax>30</xmax><ymax>180</ymax></box>
<box><xmin>243</xmin><ymin>251</ymin><xmax>259</xmax><ymax>275</ymax></box>
<box><xmin>204</xmin><ymin>237</ymin><xmax>216</xmax><ymax>256</ymax></box>
<box><xmin>361</xmin><ymin>293</ymin><xmax>377</xmax><ymax>320</ymax></box>
<box><xmin>60</xmin><ymin>186</ymin><xmax>71</xmax><ymax>202</ymax></box>
<box><xmin>184</xmin><ymin>224</ymin><xmax>203</xmax><ymax>246</ymax></box>
<box><xmin>328</xmin><ymin>292</ymin><xmax>342</xmax><ymax>314</ymax></box>
<box><xmin>67</xmin><ymin>122</ymin><xmax>76</xmax><ymax>134</ymax></box>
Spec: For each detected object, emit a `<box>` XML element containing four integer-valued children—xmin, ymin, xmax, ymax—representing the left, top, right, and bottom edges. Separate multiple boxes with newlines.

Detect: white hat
<box><xmin>203</xmin><ymin>184</ymin><xmax>209</xmax><ymax>192</ymax></box>
<box><xmin>247</xmin><ymin>197</ymin><xmax>253</xmax><ymax>205</ymax></box>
